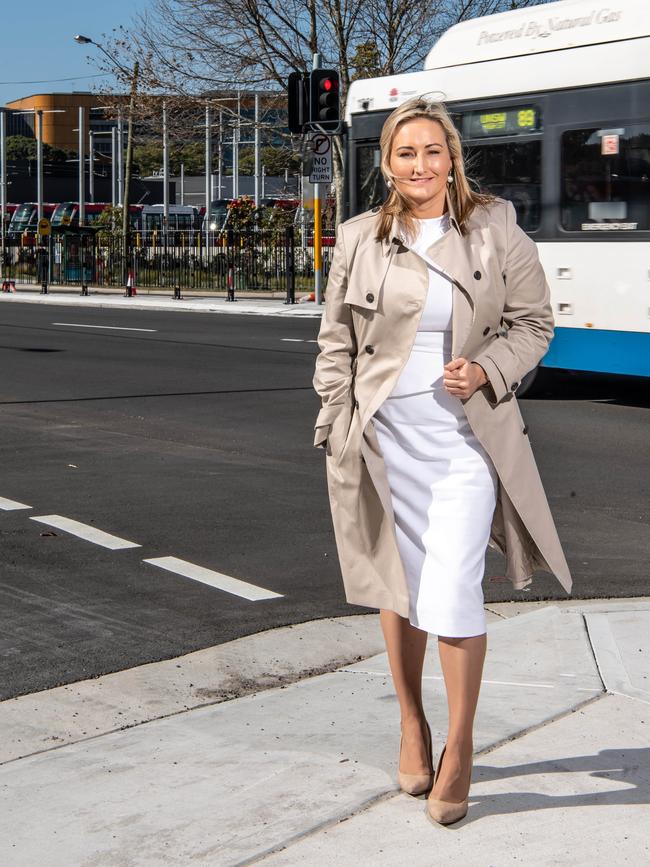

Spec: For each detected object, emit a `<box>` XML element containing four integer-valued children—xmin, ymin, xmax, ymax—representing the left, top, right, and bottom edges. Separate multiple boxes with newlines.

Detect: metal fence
<box><xmin>0</xmin><ymin>228</ymin><xmax>336</xmax><ymax>294</ymax></box>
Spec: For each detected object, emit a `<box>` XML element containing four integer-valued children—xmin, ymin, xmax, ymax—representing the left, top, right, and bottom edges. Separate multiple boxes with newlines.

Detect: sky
<box><xmin>0</xmin><ymin>0</ymin><xmax>146</xmax><ymax>107</ymax></box>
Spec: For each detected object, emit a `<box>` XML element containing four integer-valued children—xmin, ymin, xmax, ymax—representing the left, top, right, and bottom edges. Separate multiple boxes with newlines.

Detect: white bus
<box><xmin>344</xmin><ymin>0</ymin><xmax>650</xmax><ymax>380</ymax></box>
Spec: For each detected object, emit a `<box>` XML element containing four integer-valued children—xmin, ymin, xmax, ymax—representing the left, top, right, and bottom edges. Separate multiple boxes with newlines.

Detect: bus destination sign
<box><xmin>464</xmin><ymin>106</ymin><xmax>541</xmax><ymax>138</ymax></box>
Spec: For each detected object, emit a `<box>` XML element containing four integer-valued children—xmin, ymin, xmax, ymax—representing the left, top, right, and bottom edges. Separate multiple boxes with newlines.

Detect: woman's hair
<box><xmin>376</xmin><ymin>96</ymin><xmax>495</xmax><ymax>243</ymax></box>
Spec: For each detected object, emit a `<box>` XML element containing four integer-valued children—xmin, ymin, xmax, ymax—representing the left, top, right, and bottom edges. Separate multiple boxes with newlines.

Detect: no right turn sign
<box><xmin>309</xmin><ymin>133</ymin><xmax>332</xmax><ymax>184</ymax></box>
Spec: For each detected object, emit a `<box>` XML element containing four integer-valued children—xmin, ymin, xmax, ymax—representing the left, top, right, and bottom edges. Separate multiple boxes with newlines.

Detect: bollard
<box><xmin>40</xmin><ymin>281</ymin><xmax>48</xmax><ymax>295</ymax></box>
<box><xmin>284</xmin><ymin>225</ymin><xmax>295</xmax><ymax>305</ymax></box>
<box><xmin>173</xmin><ymin>285</ymin><xmax>183</xmax><ymax>300</ymax></box>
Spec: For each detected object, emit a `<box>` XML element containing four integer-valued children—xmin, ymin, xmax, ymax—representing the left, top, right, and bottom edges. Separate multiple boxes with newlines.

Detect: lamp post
<box><xmin>74</xmin><ymin>34</ymin><xmax>139</xmax><ymax>284</ymax></box>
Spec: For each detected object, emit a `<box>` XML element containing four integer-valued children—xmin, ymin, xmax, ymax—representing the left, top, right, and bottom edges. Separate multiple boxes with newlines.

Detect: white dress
<box><xmin>372</xmin><ymin>214</ymin><xmax>498</xmax><ymax>637</ymax></box>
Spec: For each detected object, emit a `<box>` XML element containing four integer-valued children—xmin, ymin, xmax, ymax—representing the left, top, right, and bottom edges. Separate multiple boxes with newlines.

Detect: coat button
<box><xmin>474</xmin><ymin>270</ymin><xmax>482</xmax><ymax>280</ymax></box>
<box><xmin>365</xmin><ymin>292</ymin><xmax>375</xmax><ymax>303</ymax></box>
<box><xmin>522</xmin><ymin>425</ymin><xmax>529</xmax><ymax>435</ymax></box>
<box><xmin>482</xmin><ymin>326</ymin><xmax>490</xmax><ymax>336</ymax></box>
<box><xmin>365</xmin><ymin>345</ymin><xmax>375</xmax><ymax>355</ymax></box>
<box><xmin>511</xmin><ymin>382</ymin><xmax>518</xmax><ymax>391</ymax></box>
<box><xmin>354</xmin><ymin>399</ymin><xmax>359</xmax><ymax>409</ymax></box>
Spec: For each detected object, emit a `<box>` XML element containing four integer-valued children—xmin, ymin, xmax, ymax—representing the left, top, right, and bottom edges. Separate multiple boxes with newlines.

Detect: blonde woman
<box><xmin>312</xmin><ymin>97</ymin><xmax>572</xmax><ymax>825</ymax></box>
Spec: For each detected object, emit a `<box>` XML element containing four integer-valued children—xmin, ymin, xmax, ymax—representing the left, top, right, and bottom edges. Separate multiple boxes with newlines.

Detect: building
<box><xmin>4</xmin><ymin>92</ymin><xmax>108</xmax><ymax>153</ymax></box>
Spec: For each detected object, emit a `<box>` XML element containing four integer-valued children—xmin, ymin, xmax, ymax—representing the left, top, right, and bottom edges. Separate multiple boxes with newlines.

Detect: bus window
<box><xmin>356</xmin><ymin>145</ymin><xmax>385</xmax><ymax>213</ymax></box>
<box><xmin>463</xmin><ymin>141</ymin><xmax>542</xmax><ymax>232</ymax></box>
<box><xmin>561</xmin><ymin>124</ymin><xmax>650</xmax><ymax>231</ymax></box>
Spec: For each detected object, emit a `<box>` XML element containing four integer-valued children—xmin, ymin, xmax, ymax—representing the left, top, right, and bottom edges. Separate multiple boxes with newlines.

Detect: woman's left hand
<box><xmin>443</xmin><ymin>358</ymin><xmax>488</xmax><ymax>399</ymax></box>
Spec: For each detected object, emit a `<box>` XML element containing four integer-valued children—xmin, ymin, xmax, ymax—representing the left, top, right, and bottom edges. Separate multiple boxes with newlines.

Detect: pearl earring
<box><xmin>447</xmin><ymin>172</ymin><xmax>454</xmax><ymax>183</ymax></box>
<box><xmin>386</xmin><ymin>179</ymin><xmax>392</xmax><ymax>189</ymax></box>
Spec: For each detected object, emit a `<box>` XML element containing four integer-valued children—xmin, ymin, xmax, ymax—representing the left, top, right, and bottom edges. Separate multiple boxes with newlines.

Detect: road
<box><xmin>0</xmin><ymin>302</ymin><xmax>648</xmax><ymax>699</ymax></box>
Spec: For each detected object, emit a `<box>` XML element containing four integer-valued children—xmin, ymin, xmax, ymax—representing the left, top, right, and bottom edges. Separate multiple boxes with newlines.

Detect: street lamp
<box><xmin>74</xmin><ymin>34</ymin><xmax>139</xmax><ymax>284</ymax></box>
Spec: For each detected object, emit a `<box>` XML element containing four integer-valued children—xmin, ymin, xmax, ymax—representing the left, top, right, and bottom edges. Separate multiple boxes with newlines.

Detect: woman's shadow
<box><xmin>463</xmin><ymin>746</ymin><xmax>650</xmax><ymax>821</ymax></box>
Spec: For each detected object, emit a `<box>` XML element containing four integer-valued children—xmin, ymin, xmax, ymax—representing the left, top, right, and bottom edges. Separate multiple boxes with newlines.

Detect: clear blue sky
<box><xmin>0</xmin><ymin>0</ymin><xmax>146</xmax><ymax>106</ymax></box>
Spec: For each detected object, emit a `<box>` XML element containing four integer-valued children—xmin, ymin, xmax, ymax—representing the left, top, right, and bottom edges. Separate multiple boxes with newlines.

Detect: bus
<box><xmin>344</xmin><ymin>0</ymin><xmax>650</xmax><ymax>380</ymax></box>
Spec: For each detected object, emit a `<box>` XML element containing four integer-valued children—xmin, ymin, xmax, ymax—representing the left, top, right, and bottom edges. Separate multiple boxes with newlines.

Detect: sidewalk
<box><xmin>1</xmin><ymin>597</ymin><xmax>648</xmax><ymax>865</ymax></box>
<box><xmin>0</xmin><ymin>283</ymin><xmax>324</xmax><ymax>318</ymax></box>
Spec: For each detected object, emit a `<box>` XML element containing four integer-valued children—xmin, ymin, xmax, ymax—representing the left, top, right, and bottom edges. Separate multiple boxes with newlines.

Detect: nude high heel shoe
<box><xmin>398</xmin><ymin>720</ymin><xmax>434</xmax><ymax>796</ymax></box>
<box><xmin>426</xmin><ymin>743</ymin><xmax>473</xmax><ymax>825</ymax></box>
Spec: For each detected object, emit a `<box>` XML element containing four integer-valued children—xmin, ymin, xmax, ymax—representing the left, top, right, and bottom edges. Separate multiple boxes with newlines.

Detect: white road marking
<box><xmin>144</xmin><ymin>556</ymin><xmax>283</xmax><ymax>601</ymax></box>
<box><xmin>0</xmin><ymin>496</ymin><xmax>32</xmax><ymax>511</ymax></box>
<box><xmin>30</xmin><ymin>515</ymin><xmax>141</xmax><ymax>550</ymax></box>
<box><xmin>52</xmin><ymin>323</ymin><xmax>157</xmax><ymax>332</ymax></box>
<box><xmin>281</xmin><ymin>338</ymin><xmax>304</xmax><ymax>342</ymax></box>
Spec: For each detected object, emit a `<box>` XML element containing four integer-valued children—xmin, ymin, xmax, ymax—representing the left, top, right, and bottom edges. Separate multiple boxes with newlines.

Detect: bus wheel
<box><xmin>515</xmin><ymin>366</ymin><xmax>539</xmax><ymax>398</ymax></box>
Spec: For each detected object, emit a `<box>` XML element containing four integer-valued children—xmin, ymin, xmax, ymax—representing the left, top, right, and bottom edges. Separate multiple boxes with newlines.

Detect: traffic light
<box><xmin>309</xmin><ymin>70</ymin><xmax>340</xmax><ymax>129</ymax></box>
<box><xmin>288</xmin><ymin>72</ymin><xmax>309</xmax><ymax>134</ymax></box>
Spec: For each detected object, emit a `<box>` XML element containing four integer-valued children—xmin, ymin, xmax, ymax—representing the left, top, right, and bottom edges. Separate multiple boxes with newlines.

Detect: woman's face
<box><xmin>388</xmin><ymin>118</ymin><xmax>453</xmax><ymax>215</ymax></box>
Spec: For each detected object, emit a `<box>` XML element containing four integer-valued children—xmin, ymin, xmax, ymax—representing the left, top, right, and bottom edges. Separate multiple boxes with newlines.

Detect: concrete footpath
<box><xmin>1</xmin><ymin>597</ymin><xmax>648</xmax><ymax>866</ymax></box>
<box><xmin>0</xmin><ymin>285</ymin><xmax>323</xmax><ymax>318</ymax></box>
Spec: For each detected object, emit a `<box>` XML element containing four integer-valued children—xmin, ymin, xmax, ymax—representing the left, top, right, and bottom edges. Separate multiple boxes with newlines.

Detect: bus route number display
<box><xmin>466</xmin><ymin>106</ymin><xmax>540</xmax><ymax>138</ymax></box>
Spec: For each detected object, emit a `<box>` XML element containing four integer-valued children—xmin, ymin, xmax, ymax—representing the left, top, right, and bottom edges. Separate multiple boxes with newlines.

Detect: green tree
<box><xmin>95</xmin><ymin>205</ymin><xmax>124</xmax><ymax>241</ymax></box>
<box><xmin>6</xmin><ymin>135</ymin><xmax>70</xmax><ymax>165</ymax></box>
<box><xmin>238</xmin><ymin>146</ymin><xmax>301</xmax><ymax>176</ymax></box>
<box><xmin>351</xmin><ymin>42</ymin><xmax>382</xmax><ymax>81</ymax></box>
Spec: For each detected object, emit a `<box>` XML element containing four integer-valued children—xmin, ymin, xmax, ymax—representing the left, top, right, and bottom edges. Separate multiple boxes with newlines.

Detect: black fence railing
<box><xmin>0</xmin><ymin>228</ymin><xmax>336</xmax><ymax>294</ymax></box>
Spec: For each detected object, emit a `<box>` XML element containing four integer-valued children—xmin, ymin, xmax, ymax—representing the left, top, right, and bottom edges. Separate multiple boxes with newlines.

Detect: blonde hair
<box><xmin>376</xmin><ymin>97</ymin><xmax>495</xmax><ymax>242</ymax></box>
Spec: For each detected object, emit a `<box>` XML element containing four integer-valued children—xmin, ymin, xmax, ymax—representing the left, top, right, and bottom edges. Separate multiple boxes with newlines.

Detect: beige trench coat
<box><xmin>312</xmin><ymin>188</ymin><xmax>573</xmax><ymax>617</ymax></box>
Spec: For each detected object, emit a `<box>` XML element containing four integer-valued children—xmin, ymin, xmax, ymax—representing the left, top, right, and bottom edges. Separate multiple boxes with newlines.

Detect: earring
<box><xmin>447</xmin><ymin>172</ymin><xmax>454</xmax><ymax>184</ymax></box>
<box><xmin>386</xmin><ymin>179</ymin><xmax>392</xmax><ymax>189</ymax></box>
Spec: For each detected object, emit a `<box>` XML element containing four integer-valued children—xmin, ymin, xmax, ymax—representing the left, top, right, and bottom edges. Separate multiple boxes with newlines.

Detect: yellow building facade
<box><xmin>5</xmin><ymin>93</ymin><xmax>102</xmax><ymax>152</ymax></box>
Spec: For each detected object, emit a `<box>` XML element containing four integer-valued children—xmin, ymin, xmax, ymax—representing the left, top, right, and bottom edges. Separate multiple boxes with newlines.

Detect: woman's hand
<box><xmin>443</xmin><ymin>358</ymin><xmax>488</xmax><ymax>399</ymax></box>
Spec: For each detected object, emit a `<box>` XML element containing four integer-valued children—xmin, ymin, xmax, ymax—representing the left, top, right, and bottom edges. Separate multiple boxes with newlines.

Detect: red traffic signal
<box><xmin>309</xmin><ymin>69</ymin><xmax>340</xmax><ymax>129</ymax></box>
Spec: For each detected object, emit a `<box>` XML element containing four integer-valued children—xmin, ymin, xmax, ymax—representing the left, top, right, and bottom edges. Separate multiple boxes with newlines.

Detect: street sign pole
<box><xmin>312</xmin><ymin>53</ymin><xmax>322</xmax><ymax>305</ymax></box>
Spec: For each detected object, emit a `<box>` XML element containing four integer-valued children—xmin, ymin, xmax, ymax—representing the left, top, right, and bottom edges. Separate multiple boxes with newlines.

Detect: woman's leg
<box><xmin>380</xmin><ymin>609</ymin><xmax>430</xmax><ymax>773</ymax></box>
<box><xmin>430</xmin><ymin>632</ymin><xmax>486</xmax><ymax>801</ymax></box>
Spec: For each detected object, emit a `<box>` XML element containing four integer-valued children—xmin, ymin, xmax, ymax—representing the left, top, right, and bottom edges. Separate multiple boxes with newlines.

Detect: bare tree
<box><xmin>90</xmin><ymin>0</ymin><xmax>548</xmax><ymax>221</ymax></box>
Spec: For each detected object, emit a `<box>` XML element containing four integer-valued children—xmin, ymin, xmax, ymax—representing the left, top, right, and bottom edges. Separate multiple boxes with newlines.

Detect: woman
<box><xmin>312</xmin><ymin>97</ymin><xmax>572</xmax><ymax>825</ymax></box>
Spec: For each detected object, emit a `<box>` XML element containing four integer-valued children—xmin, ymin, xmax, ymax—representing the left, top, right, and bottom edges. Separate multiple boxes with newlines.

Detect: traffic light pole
<box><xmin>312</xmin><ymin>53</ymin><xmax>322</xmax><ymax>306</ymax></box>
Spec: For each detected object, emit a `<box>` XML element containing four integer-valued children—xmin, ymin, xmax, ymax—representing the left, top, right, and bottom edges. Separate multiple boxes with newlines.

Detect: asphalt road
<box><xmin>0</xmin><ymin>302</ymin><xmax>648</xmax><ymax>699</ymax></box>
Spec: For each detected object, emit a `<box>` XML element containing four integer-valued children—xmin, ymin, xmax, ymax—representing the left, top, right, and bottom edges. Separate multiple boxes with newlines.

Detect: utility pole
<box><xmin>36</xmin><ymin>109</ymin><xmax>44</xmax><ymax>222</ymax></box>
<box><xmin>117</xmin><ymin>110</ymin><xmax>124</xmax><ymax>206</ymax></box>
<box><xmin>162</xmin><ymin>99</ymin><xmax>169</xmax><ymax>234</ymax></box>
<box><xmin>111</xmin><ymin>126</ymin><xmax>118</xmax><ymax>205</ymax></box>
<box><xmin>232</xmin><ymin>126</ymin><xmax>239</xmax><ymax>199</ymax></box>
<box><xmin>122</xmin><ymin>59</ymin><xmax>139</xmax><ymax>283</ymax></box>
<box><xmin>78</xmin><ymin>106</ymin><xmax>86</xmax><ymax>226</ymax></box>
<box><xmin>254</xmin><ymin>93</ymin><xmax>261</xmax><ymax>207</ymax></box>
<box><xmin>218</xmin><ymin>109</ymin><xmax>223</xmax><ymax>198</ymax></box>
<box><xmin>180</xmin><ymin>162</ymin><xmax>185</xmax><ymax>206</ymax></box>
<box><xmin>89</xmin><ymin>129</ymin><xmax>95</xmax><ymax>203</ymax></box>
<box><xmin>312</xmin><ymin>52</ymin><xmax>322</xmax><ymax>305</ymax></box>
<box><xmin>205</xmin><ymin>104</ymin><xmax>212</xmax><ymax>247</ymax></box>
